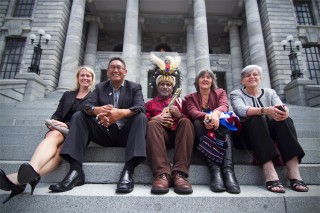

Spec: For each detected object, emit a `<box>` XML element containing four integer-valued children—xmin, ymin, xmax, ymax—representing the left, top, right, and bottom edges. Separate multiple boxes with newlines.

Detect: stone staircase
<box><xmin>0</xmin><ymin>95</ymin><xmax>320</xmax><ymax>213</ymax></box>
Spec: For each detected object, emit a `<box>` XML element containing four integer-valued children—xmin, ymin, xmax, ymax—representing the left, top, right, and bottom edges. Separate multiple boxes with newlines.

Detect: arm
<box><xmin>96</xmin><ymin>82</ymin><xmax>146</xmax><ymax>126</ymax></box>
<box><xmin>185</xmin><ymin>93</ymin><xmax>207</xmax><ymax>120</ymax></box>
<box><xmin>51</xmin><ymin>92</ymin><xmax>68</xmax><ymax>121</ymax></box>
<box><xmin>230</xmin><ymin>90</ymin><xmax>251</xmax><ymax>118</ymax></box>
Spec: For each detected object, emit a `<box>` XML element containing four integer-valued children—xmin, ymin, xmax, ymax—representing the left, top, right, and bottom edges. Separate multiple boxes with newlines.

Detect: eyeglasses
<box><xmin>108</xmin><ymin>65</ymin><xmax>125</xmax><ymax>71</ymax></box>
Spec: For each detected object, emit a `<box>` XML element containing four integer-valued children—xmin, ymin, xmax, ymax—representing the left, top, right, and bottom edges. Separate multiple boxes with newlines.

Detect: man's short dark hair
<box><xmin>108</xmin><ymin>57</ymin><xmax>126</xmax><ymax>68</ymax></box>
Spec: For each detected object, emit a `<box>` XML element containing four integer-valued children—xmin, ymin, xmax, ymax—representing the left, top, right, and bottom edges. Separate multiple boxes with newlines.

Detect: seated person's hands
<box><xmin>152</xmin><ymin>111</ymin><xmax>174</xmax><ymax>128</ymax></box>
<box><xmin>269</xmin><ymin>105</ymin><xmax>289</xmax><ymax>121</ymax></box>
<box><xmin>203</xmin><ymin>113</ymin><xmax>219</xmax><ymax>130</ymax></box>
<box><xmin>168</xmin><ymin>106</ymin><xmax>182</xmax><ymax>118</ymax></box>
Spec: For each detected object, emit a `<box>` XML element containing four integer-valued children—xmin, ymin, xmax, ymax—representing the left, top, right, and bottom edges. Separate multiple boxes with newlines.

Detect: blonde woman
<box><xmin>0</xmin><ymin>66</ymin><xmax>95</xmax><ymax>203</ymax></box>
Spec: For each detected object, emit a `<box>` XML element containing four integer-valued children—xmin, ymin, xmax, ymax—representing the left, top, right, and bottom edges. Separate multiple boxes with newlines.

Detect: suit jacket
<box><xmin>84</xmin><ymin>80</ymin><xmax>145</xmax><ymax>113</ymax></box>
<box><xmin>184</xmin><ymin>88</ymin><xmax>228</xmax><ymax>121</ymax></box>
<box><xmin>51</xmin><ymin>91</ymin><xmax>90</xmax><ymax>126</ymax></box>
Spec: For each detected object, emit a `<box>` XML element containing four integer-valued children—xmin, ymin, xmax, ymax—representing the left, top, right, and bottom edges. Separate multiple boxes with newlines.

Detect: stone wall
<box><xmin>21</xmin><ymin>0</ymin><xmax>72</xmax><ymax>93</ymax></box>
<box><xmin>258</xmin><ymin>0</ymin><xmax>306</xmax><ymax>100</ymax></box>
<box><xmin>0</xmin><ymin>0</ymin><xmax>9</xmax><ymax>30</ymax></box>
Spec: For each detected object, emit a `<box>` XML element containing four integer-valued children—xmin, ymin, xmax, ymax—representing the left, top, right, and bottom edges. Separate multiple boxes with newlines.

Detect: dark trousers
<box><xmin>240</xmin><ymin>116</ymin><xmax>305</xmax><ymax>165</ymax></box>
<box><xmin>146</xmin><ymin>118</ymin><xmax>194</xmax><ymax>178</ymax></box>
<box><xmin>60</xmin><ymin>111</ymin><xmax>147</xmax><ymax>165</ymax></box>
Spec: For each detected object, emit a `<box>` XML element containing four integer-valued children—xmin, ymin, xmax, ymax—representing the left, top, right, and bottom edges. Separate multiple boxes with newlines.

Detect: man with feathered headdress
<box><xmin>146</xmin><ymin>53</ymin><xmax>194</xmax><ymax>195</ymax></box>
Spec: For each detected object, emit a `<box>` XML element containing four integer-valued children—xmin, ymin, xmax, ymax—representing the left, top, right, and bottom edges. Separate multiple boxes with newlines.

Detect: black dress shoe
<box><xmin>116</xmin><ymin>170</ymin><xmax>134</xmax><ymax>193</ymax></box>
<box><xmin>49</xmin><ymin>170</ymin><xmax>85</xmax><ymax>192</ymax></box>
<box><xmin>0</xmin><ymin>169</ymin><xmax>26</xmax><ymax>204</ymax></box>
<box><xmin>18</xmin><ymin>163</ymin><xmax>41</xmax><ymax>195</ymax></box>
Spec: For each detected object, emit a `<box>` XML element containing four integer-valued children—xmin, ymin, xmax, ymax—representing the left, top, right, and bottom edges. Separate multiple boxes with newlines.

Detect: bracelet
<box><xmin>96</xmin><ymin>115</ymin><xmax>100</xmax><ymax>121</ymax></box>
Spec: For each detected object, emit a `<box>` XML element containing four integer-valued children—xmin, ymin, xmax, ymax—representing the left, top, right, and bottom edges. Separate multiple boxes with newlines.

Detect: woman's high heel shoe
<box><xmin>0</xmin><ymin>169</ymin><xmax>26</xmax><ymax>204</ymax></box>
<box><xmin>17</xmin><ymin>163</ymin><xmax>41</xmax><ymax>195</ymax></box>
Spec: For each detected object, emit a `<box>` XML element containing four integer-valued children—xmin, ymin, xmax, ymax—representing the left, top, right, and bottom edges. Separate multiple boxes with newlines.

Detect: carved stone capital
<box><xmin>224</xmin><ymin>19</ymin><xmax>243</xmax><ymax>32</ymax></box>
<box><xmin>85</xmin><ymin>15</ymin><xmax>103</xmax><ymax>29</ymax></box>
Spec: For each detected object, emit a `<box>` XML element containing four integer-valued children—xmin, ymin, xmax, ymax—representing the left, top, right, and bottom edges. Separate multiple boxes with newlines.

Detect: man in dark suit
<box><xmin>49</xmin><ymin>57</ymin><xmax>147</xmax><ymax>193</ymax></box>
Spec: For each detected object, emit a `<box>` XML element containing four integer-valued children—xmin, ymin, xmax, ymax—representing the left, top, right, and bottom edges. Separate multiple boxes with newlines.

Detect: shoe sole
<box><xmin>49</xmin><ymin>181</ymin><xmax>85</xmax><ymax>192</ymax></box>
<box><xmin>174</xmin><ymin>188</ymin><xmax>193</xmax><ymax>195</ymax></box>
<box><xmin>116</xmin><ymin>187</ymin><xmax>134</xmax><ymax>193</ymax></box>
<box><xmin>151</xmin><ymin>188</ymin><xmax>169</xmax><ymax>194</ymax></box>
<box><xmin>18</xmin><ymin>164</ymin><xmax>38</xmax><ymax>184</ymax></box>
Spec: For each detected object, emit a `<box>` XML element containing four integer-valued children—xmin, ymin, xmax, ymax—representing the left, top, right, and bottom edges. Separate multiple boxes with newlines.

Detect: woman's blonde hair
<box><xmin>73</xmin><ymin>66</ymin><xmax>95</xmax><ymax>91</ymax></box>
<box><xmin>194</xmin><ymin>69</ymin><xmax>218</xmax><ymax>92</ymax></box>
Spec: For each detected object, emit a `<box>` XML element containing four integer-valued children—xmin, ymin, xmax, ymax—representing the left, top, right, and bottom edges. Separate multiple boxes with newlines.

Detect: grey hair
<box><xmin>194</xmin><ymin>69</ymin><xmax>218</xmax><ymax>92</ymax></box>
<box><xmin>241</xmin><ymin>65</ymin><xmax>262</xmax><ymax>80</ymax></box>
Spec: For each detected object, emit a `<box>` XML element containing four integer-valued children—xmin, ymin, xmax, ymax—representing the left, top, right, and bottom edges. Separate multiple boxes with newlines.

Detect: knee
<box><xmin>179</xmin><ymin>118</ymin><xmax>193</xmax><ymax>129</ymax></box>
<box><xmin>133</xmin><ymin>112</ymin><xmax>148</xmax><ymax>123</ymax></box>
<box><xmin>147</xmin><ymin>119</ymin><xmax>162</xmax><ymax>129</ymax></box>
<box><xmin>71</xmin><ymin>111</ymin><xmax>87</xmax><ymax>121</ymax></box>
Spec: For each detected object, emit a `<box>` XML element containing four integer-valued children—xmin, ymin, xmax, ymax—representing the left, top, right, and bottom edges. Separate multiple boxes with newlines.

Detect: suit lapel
<box><xmin>118</xmin><ymin>81</ymin><xmax>127</xmax><ymax>108</ymax></box>
<box><xmin>105</xmin><ymin>82</ymin><xmax>114</xmax><ymax>105</ymax></box>
<box><xmin>62</xmin><ymin>91</ymin><xmax>77</xmax><ymax>119</ymax></box>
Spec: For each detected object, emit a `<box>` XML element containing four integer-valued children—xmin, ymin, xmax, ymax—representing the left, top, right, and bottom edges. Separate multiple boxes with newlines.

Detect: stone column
<box><xmin>186</xmin><ymin>18</ymin><xmax>196</xmax><ymax>94</ymax></box>
<box><xmin>6</xmin><ymin>0</ymin><xmax>17</xmax><ymax>16</ymax></box>
<box><xmin>57</xmin><ymin>0</ymin><xmax>86</xmax><ymax>91</ymax></box>
<box><xmin>244</xmin><ymin>0</ymin><xmax>271</xmax><ymax>88</ymax></box>
<box><xmin>193</xmin><ymin>0</ymin><xmax>210</xmax><ymax>72</ymax></box>
<box><xmin>225</xmin><ymin>19</ymin><xmax>244</xmax><ymax>90</ymax></box>
<box><xmin>84</xmin><ymin>15</ymin><xmax>101</xmax><ymax>69</ymax></box>
<box><xmin>122</xmin><ymin>0</ymin><xmax>139</xmax><ymax>83</ymax></box>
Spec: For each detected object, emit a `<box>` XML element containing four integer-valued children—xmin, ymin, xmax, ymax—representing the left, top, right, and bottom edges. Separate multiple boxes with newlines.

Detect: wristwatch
<box><xmin>90</xmin><ymin>106</ymin><xmax>95</xmax><ymax>115</ymax></box>
<box><xmin>85</xmin><ymin>105</ymin><xmax>95</xmax><ymax>115</ymax></box>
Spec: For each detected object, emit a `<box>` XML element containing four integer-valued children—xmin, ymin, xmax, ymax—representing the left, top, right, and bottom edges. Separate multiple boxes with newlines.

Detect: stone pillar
<box><xmin>186</xmin><ymin>18</ymin><xmax>196</xmax><ymax>94</ymax></box>
<box><xmin>225</xmin><ymin>19</ymin><xmax>244</xmax><ymax>90</ymax></box>
<box><xmin>6</xmin><ymin>0</ymin><xmax>17</xmax><ymax>16</ymax></box>
<box><xmin>193</xmin><ymin>0</ymin><xmax>210</xmax><ymax>72</ymax></box>
<box><xmin>57</xmin><ymin>0</ymin><xmax>86</xmax><ymax>90</ymax></box>
<box><xmin>84</xmin><ymin>15</ymin><xmax>101</xmax><ymax>69</ymax></box>
<box><xmin>122</xmin><ymin>0</ymin><xmax>139</xmax><ymax>83</ymax></box>
<box><xmin>244</xmin><ymin>0</ymin><xmax>271</xmax><ymax>88</ymax></box>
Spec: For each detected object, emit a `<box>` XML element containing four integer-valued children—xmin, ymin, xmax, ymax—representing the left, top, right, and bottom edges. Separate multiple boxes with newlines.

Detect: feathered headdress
<box><xmin>150</xmin><ymin>53</ymin><xmax>181</xmax><ymax>87</ymax></box>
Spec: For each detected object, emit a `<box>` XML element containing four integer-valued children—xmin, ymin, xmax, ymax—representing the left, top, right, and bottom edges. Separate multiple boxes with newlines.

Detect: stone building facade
<box><xmin>0</xmin><ymin>0</ymin><xmax>319</xmax><ymax>106</ymax></box>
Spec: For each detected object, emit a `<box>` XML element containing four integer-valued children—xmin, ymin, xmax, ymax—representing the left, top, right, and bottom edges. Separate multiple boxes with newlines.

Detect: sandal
<box><xmin>266</xmin><ymin>180</ymin><xmax>285</xmax><ymax>193</ymax></box>
<box><xmin>289</xmin><ymin>179</ymin><xmax>309</xmax><ymax>192</ymax></box>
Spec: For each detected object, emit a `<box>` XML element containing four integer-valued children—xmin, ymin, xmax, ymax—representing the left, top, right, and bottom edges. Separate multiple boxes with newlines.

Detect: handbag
<box><xmin>45</xmin><ymin>119</ymin><xmax>69</xmax><ymax>136</ymax></box>
<box><xmin>197</xmin><ymin>132</ymin><xmax>227</xmax><ymax>165</ymax></box>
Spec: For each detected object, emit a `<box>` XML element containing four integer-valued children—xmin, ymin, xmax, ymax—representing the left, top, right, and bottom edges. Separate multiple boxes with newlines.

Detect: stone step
<box><xmin>1</xmin><ymin>139</ymin><xmax>319</xmax><ymax>164</ymax></box>
<box><xmin>1</xmin><ymin>161</ymin><xmax>319</xmax><ymax>186</ymax></box>
<box><xmin>0</xmin><ymin>184</ymin><xmax>319</xmax><ymax>213</ymax></box>
<box><xmin>1</xmin><ymin>124</ymin><xmax>319</xmax><ymax>138</ymax></box>
<box><xmin>1</xmin><ymin>118</ymin><xmax>319</xmax><ymax>131</ymax></box>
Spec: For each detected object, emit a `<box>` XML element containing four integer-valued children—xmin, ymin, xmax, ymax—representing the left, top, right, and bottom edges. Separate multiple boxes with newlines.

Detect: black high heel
<box><xmin>17</xmin><ymin>163</ymin><xmax>41</xmax><ymax>195</ymax></box>
<box><xmin>0</xmin><ymin>169</ymin><xmax>26</xmax><ymax>204</ymax></box>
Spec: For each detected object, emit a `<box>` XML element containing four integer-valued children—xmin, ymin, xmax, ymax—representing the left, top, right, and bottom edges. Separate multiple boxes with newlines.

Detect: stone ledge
<box><xmin>1</xmin><ymin>184</ymin><xmax>319</xmax><ymax>213</ymax></box>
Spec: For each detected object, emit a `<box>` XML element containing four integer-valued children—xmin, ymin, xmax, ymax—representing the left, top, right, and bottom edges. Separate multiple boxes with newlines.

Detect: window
<box><xmin>294</xmin><ymin>1</ymin><xmax>315</xmax><ymax>25</ymax></box>
<box><xmin>13</xmin><ymin>0</ymin><xmax>35</xmax><ymax>17</ymax></box>
<box><xmin>304</xmin><ymin>46</ymin><xmax>320</xmax><ymax>84</ymax></box>
<box><xmin>0</xmin><ymin>38</ymin><xmax>26</xmax><ymax>79</ymax></box>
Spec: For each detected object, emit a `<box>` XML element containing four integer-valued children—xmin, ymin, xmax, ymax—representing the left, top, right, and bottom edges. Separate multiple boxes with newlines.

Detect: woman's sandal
<box><xmin>289</xmin><ymin>179</ymin><xmax>309</xmax><ymax>192</ymax></box>
<box><xmin>266</xmin><ymin>180</ymin><xmax>285</xmax><ymax>193</ymax></box>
